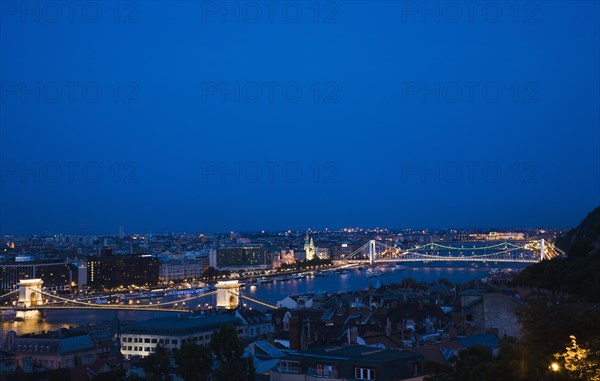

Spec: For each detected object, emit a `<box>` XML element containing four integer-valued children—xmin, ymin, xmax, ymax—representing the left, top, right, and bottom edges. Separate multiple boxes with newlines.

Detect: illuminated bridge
<box><xmin>0</xmin><ymin>280</ymin><xmax>276</xmax><ymax>317</ymax></box>
<box><xmin>343</xmin><ymin>239</ymin><xmax>564</xmax><ymax>265</ymax></box>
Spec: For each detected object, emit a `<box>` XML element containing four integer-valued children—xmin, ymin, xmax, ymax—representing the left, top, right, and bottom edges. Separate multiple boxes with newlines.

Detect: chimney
<box><xmin>289</xmin><ymin>317</ymin><xmax>301</xmax><ymax>351</ymax></box>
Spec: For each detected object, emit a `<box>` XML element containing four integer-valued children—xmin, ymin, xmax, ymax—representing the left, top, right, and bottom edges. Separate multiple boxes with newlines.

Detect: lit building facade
<box><xmin>0</xmin><ymin>262</ymin><xmax>74</xmax><ymax>291</ymax></box>
<box><xmin>273</xmin><ymin>246</ymin><xmax>295</xmax><ymax>268</ymax></box>
<box><xmin>216</xmin><ymin>246</ymin><xmax>270</xmax><ymax>269</ymax></box>
<box><xmin>159</xmin><ymin>260</ymin><xmax>202</xmax><ymax>283</ymax></box>
<box><xmin>315</xmin><ymin>247</ymin><xmax>330</xmax><ymax>260</ymax></box>
<box><xmin>87</xmin><ymin>255</ymin><xmax>158</xmax><ymax>288</ymax></box>
<box><xmin>304</xmin><ymin>235</ymin><xmax>315</xmax><ymax>261</ymax></box>
<box><xmin>280</xmin><ymin>246</ymin><xmax>295</xmax><ymax>265</ymax></box>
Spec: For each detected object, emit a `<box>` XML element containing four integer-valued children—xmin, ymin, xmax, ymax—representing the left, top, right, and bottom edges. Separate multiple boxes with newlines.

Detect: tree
<box><xmin>423</xmin><ymin>360</ymin><xmax>454</xmax><ymax>381</ymax></box>
<box><xmin>201</xmin><ymin>266</ymin><xmax>230</xmax><ymax>280</ymax></box>
<box><xmin>554</xmin><ymin>336</ymin><xmax>600</xmax><ymax>381</ymax></box>
<box><xmin>453</xmin><ymin>346</ymin><xmax>492</xmax><ymax>381</ymax></box>
<box><xmin>174</xmin><ymin>341</ymin><xmax>213</xmax><ymax>381</ymax></box>
<box><xmin>401</xmin><ymin>277</ymin><xmax>418</xmax><ymax>289</ymax></box>
<box><xmin>141</xmin><ymin>345</ymin><xmax>171</xmax><ymax>381</ymax></box>
<box><xmin>210</xmin><ymin>324</ymin><xmax>255</xmax><ymax>381</ymax></box>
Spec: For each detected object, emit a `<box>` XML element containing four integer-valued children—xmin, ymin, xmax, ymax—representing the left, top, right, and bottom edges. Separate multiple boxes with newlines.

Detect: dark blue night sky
<box><xmin>1</xmin><ymin>1</ymin><xmax>599</xmax><ymax>235</ymax></box>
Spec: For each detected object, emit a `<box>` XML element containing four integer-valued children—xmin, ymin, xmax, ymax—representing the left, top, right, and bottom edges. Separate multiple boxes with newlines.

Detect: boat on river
<box><xmin>366</xmin><ymin>269</ymin><xmax>383</xmax><ymax>277</ymax></box>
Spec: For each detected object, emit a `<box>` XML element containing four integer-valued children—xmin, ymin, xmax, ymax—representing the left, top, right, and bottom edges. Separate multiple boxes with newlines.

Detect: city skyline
<box><xmin>0</xmin><ymin>221</ymin><xmax>574</xmax><ymax>237</ymax></box>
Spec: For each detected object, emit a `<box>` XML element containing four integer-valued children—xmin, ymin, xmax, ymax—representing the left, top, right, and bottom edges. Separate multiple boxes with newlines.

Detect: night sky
<box><xmin>1</xmin><ymin>1</ymin><xmax>599</xmax><ymax>235</ymax></box>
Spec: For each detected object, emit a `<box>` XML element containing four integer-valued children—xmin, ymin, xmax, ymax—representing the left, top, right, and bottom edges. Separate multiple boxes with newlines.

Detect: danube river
<box><xmin>1</xmin><ymin>263</ymin><xmax>527</xmax><ymax>338</ymax></box>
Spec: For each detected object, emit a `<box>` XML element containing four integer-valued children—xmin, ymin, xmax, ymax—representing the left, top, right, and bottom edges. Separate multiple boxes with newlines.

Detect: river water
<box><xmin>1</xmin><ymin>263</ymin><xmax>527</xmax><ymax>339</ymax></box>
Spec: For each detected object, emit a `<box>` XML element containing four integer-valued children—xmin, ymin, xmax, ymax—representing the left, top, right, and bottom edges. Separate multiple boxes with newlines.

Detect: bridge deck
<box><xmin>346</xmin><ymin>258</ymin><xmax>539</xmax><ymax>263</ymax></box>
<box><xmin>0</xmin><ymin>305</ymin><xmax>189</xmax><ymax>312</ymax></box>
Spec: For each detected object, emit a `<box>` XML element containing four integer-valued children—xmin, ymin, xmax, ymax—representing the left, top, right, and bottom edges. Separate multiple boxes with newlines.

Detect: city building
<box><xmin>209</xmin><ymin>248</ymin><xmax>217</xmax><ymax>268</ymax></box>
<box><xmin>275</xmin><ymin>245</ymin><xmax>295</xmax><ymax>268</ymax></box>
<box><xmin>159</xmin><ymin>259</ymin><xmax>202</xmax><ymax>283</ymax></box>
<box><xmin>0</xmin><ymin>261</ymin><xmax>75</xmax><ymax>291</ymax></box>
<box><xmin>87</xmin><ymin>255</ymin><xmax>159</xmax><ymax>288</ymax></box>
<box><xmin>76</xmin><ymin>262</ymin><xmax>87</xmax><ymax>290</ymax></box>
<box><xmin>199</xmin><ymin>255</ymin><xmax>210</xmax><ymax>272</ymax></box>
<box><xmin>330</xmin><ymin>243</ymin><xmax>359</xmax><ymax>260</ymax></box>
<box><xmin>277</xmin><ymin>295</ymin><xmax>314</xmax><ymax>310</ymax></box>
<box><xmin>303</xmin><ymin>235</ymin><xmax>315</xmax><ymax>261</ymax></box>
<box><xmin>270</xmin><ymin>345</ymin><xmax>425</xmax><ymax>381</ymax></box>
<box><xmin>120</xmin><ymin>313</ymin><xmax>244</xmax><ymax>358</ymax></box>
<box><xmin>235</xmin><ymin>309</ymin><xmax>275</xmax><ymax>339</ymax></box>
<box><xmin>487</xmin><ymin>232</ymin><xmax>526</xmax><ymax>241</ymax></box>
<box><xmin>461</xmin><ymin>292</ymin><xmax>523</xmax><ymax>338</ymax></box>
<box><xmin>216</xmin><ymin>246</ymin><xmax>270</xmax><ymax>269</ymax></box>
<box><xmin>315</xmin><ymin>247</ymin><xmax>330</xmax><ymax>260</ymax></box>
<box><xmin>273</xmin><ymin>245</ymin><xmax>296</xmax><ymax>269</ymax></box>
<box><xmin>3</xmin><ymin>331</ymin><xmax>98</xmax><ymax>371</ymax></box>
<box><xmin>97</xmin><ymin>247</ymin><xmax>114</xmax><ymax>257</ymax></box>
<box><xmin>466</xmin><ymin>232</ymin><xmax>526</xmax><ymax>241</ymax></box>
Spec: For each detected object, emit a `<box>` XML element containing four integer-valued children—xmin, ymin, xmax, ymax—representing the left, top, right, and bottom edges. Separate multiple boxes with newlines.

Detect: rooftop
<box><xmin>123</xmin><ymin>313</ymin><xmax>240</xmax><ymax>335</ymax></box>
<box><xmin>287</xmin><ymin>345</ymin><xmax>423</xmax><ymax>364</ymax></box>
<box><xmin>11</xmin><ymin>335</ymin><xmax>96</xmax><ymax>355</ymax></box>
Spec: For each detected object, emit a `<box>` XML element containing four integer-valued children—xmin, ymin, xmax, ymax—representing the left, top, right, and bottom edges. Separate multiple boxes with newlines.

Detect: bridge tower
<box><xmin>369</xmin><ymin>240</ymin><xmax>376</xmax><ymax>265</ymax></box>
<box><xmin>16</xmin><ymin>279</ymin><xmax>44</xmax><ymax>309</ymax></box>
<box><xmin>216</xmin><ymin>280</ymin><xmax>240</xmax><ymax>309</ymax></box>
<box><xmin>540</xmin><ymin>238</ymin><xmax>545</xmax><ymax>261</ymax></box>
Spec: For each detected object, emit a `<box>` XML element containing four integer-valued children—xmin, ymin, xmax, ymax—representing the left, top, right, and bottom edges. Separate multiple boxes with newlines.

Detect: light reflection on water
<box><xmin>1</xmin><ymin>309</ymin><xmax>179</xmax><ymax>339</ymax></box>
<box><xmin>1</xmin><ymin>264</ymin><xmax>525</xmax><ymax>339</ymax></box>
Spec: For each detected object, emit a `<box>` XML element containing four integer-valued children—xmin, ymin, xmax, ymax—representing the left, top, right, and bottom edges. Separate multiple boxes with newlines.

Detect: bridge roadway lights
<box><xmin>216</xmin><ymin>280</ymin><xmax>240</xmax><ymax>309</ymax></box>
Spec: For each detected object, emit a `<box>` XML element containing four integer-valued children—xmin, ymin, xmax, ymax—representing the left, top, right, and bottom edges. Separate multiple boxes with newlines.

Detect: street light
<box><xmin>550</xmin><ymin>363</ymin><xmax>559</xmax><ymax>372</ymax></box>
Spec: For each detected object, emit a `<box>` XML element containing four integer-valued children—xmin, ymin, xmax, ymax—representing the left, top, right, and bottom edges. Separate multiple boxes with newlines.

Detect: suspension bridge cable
<box><xmin>224</xmin><ymin>288</ymin><xmax>277</xmax><ymax>309</ymax></box>
<box><xmin>33</xmin><ymin>289</ymin><xmax>116</xmax><ymax>307</ymax></box>
<box><xmin>31</xmin><ymin>289</ymin><xmax>217</xmax><ymax>309</ymax></box>
<box><xmin>410</xmin><ymin>242</ymin><xmax>526</xmax><ymax>251</ymax></box>
<box><xmin>393</xmin><ymin>248</ymin><xmax>530</xmax><ymax>260</ymax></box>
<box><xmin>238</xmin><ymin>292</ymin><xmax>277</xmax><ymax>309</ymax></box>
<box><xmin>145</xmin><ymin>291</ymin><xmax>218</xmax><ymax>306</ymax></box>
<box><xmin>0</xmin><ymin>290</ymin><xmax>18</xmax><ymax>300</ymax></box>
